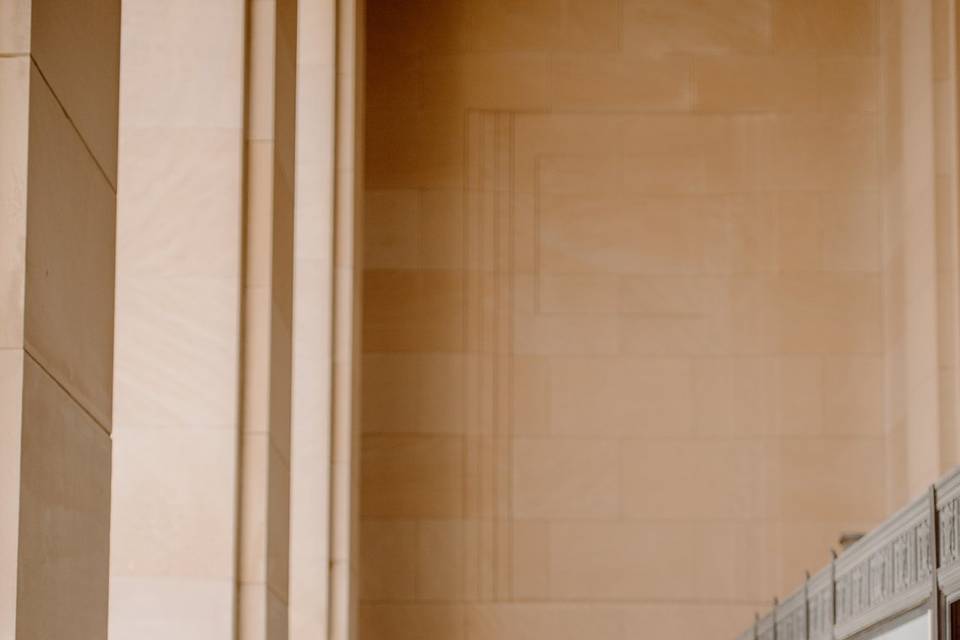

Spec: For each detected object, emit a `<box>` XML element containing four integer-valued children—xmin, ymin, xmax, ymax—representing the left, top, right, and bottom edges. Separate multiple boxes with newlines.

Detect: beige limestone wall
<box><xmin>0</xmin><ymin>0</ymin><xmax>120</xmax><ymax>638</ymax></box>
<box><xmin>360</xmin><ymin>1</ymin><xmax>891</xmax><ymax>637</ymax></box>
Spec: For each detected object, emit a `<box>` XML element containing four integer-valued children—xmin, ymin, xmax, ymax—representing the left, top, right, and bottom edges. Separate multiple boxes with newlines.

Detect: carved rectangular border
<box><xmin>463</xmin><ymin>110</ymin><xmax>516</xmax><ymax>601</ymax></box>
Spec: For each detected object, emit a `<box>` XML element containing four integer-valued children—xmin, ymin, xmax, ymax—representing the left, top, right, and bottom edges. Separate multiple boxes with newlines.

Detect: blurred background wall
<box><xmin>359</xmin><ymin>1</ymin><xmax>960</xmax><ymax>637</ymax></box>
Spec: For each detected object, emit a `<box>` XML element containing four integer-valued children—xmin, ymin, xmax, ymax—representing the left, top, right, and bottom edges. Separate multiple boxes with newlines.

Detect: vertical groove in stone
<box><xmin>330</xmin><ymin>0</ymin><xmax>361</xmax><ymax>636</ymax></box>
<box><xmin>237</xmin><ymin>0</ymin><xmax>285</xmax><ymax>637</ymax></box>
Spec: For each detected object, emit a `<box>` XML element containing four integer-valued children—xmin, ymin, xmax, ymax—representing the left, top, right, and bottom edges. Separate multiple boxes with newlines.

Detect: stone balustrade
<box><xmin>735</xmin><ymin>468</ymin><xmax>960</xmax><ymax>639</ymax></box>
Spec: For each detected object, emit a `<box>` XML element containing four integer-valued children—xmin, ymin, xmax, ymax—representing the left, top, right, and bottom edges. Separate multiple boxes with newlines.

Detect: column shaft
<box><xmin>108</xmin><ymin>0</ymin><xmax>246</xmax><ymax>637</ymax></box>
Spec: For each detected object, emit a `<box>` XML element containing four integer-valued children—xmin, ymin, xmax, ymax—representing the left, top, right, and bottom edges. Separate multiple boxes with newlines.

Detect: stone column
<box><xmin>288</xmin><ymin>1</ymin><xmax>363</xmax><ymax>638</ymax></box>
<box><xmin>107</xmin><ymin>0</ymin><xmax>246</xmax><ymax>637</ymax></box>
<box><xmin>1</xmin><ymin>0</ymin><xmax>120</xmax><ymax>638</ymax></box>
<box><xmin>0</xmin><ymin>2</ymin><xmax>362</xmax><ymax>637</ymax></box>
